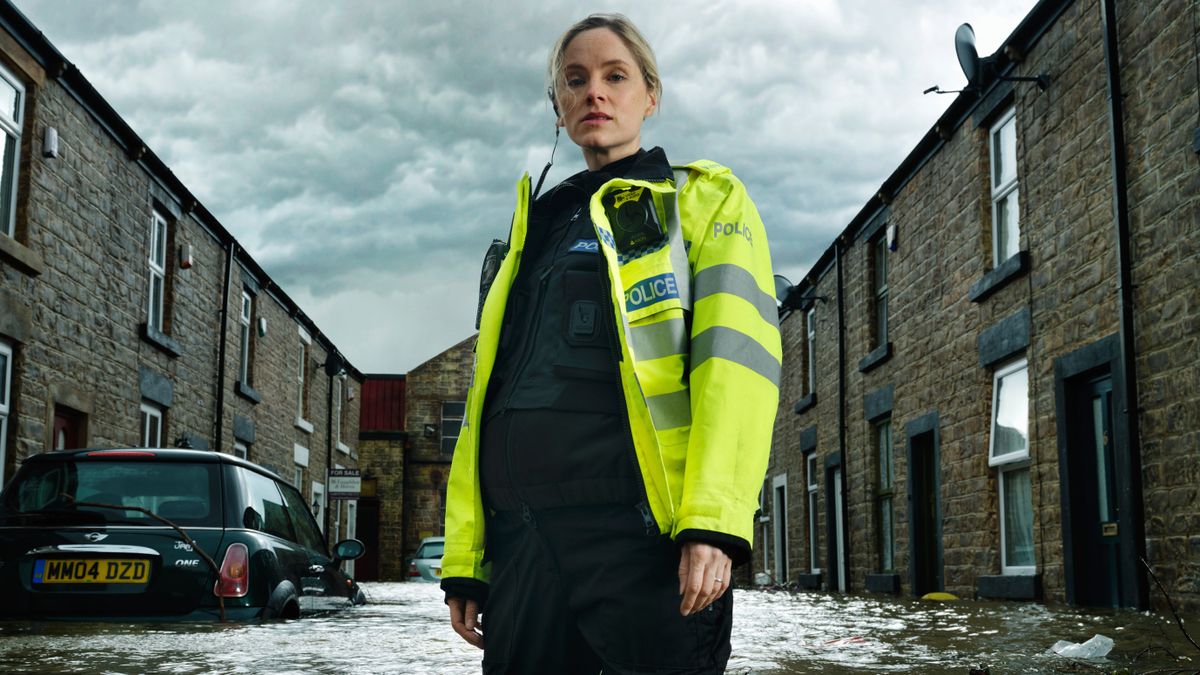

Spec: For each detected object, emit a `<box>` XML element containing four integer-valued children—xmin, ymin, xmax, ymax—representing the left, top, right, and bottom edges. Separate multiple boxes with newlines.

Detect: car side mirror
<box><xmin>332</xmin><ymin>538</ymin><xmax>366</xmax><ymax>564</ymax></box>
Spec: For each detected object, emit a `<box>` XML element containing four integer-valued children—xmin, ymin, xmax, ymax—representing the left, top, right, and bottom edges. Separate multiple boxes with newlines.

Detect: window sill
<box><xmin>968</xmin><ymin>251</ymin><xmax>1029</xmax><ymax>303</ymax></box>
<box><xmin>858</xmin><ymin>342</ymin><xmax>892</xmax><ymax>373</ymax></box>
<box><xmin>140</xmin><ymin>323</ymin><xmax>182</xmax><ymax>358</ymax></box>
<box><xmin>295</xmin><ymin>417</ymin><xmax>314</xmax><ymax>434</ymax></box>
<box><xmin>795</xmin><ymin>572</ymin><xmax>822</xmax><ymax>590</ymax></box>
<box><xmin>337</xmin><ymin>442</ymin><xmax>351</xmax><ymax>455</ymax></box>
<box><xmin>793</xmin><ymin>393</ymin><xmax>817</xmax><ymax>415</ymax></box>
<box><xmin>865</xmin><ymin>573</ymin><xmax>900</xmax><ymax>594</ymax></box>
<box><xmin>976</xmin><ymin>573</ymin><xmax>1041</xmax><ymax>600</ymax></box>
<box><xmin>0</xmin><ymin>234</ymin><xmax>44</xmax><ymax>276</ymax></box>
<box><xmin>235</xmin><ymin>381</ymin><xmax>262</xmax><ymax>404</ymax></box>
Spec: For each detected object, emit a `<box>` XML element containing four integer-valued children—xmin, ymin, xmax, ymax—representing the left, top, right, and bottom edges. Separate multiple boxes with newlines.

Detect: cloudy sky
<box><xmin>17</xmin><ymin>0</ymin><xmax>1035</xmax><ymax>373</ymax></box>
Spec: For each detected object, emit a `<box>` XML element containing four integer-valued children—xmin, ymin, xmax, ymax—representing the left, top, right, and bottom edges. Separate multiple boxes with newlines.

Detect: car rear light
<box><xmin>86</xmin><ymin>451</ymin><xmax>156</xmax><ymax>458</ymax></box>
<box><xmin>408</xmin><ymin>562</ymin><xmax>419</xmax><ymax>577</ymax></box>
<box><xmin>214</xmin><ymin>543</ymin><xmax>250</xmax><ymax>598</ymax></box>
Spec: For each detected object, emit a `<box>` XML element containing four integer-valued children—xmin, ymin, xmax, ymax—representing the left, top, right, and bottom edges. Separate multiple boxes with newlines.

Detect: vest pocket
<box><xmin>554</xmin><ymin>269</ymin><xmax>617</xmax><ymax>381</ymax></box>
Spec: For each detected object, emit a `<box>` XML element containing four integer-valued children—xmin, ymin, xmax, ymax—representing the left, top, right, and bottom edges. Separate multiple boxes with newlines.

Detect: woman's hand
<box><xmin>677</xmin><ymin>541</ymin><xmax>732</xmax><ymax>616</ymax></box>
<box><xmin>448</xmin><ymin>596</ymin><xmax>484</xmax><ymax>649</ymax></box>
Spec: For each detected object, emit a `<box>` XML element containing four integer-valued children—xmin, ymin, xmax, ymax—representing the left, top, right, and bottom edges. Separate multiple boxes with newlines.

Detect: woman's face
<box><xmin>558</xmin><ymin>28</ymin><xmax>657</xmax><ymax>171</ymax></box>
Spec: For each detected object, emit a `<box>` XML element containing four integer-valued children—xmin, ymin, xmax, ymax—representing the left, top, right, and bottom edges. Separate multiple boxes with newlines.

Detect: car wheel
<box><xmin>264</xmin><ymin>580</ymin><xmax>300</xmax><ymax>620</ymax></box>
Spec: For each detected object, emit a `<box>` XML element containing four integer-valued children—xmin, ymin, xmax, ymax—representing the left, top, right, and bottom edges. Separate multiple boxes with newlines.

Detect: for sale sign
<box><xmin>328</xmin><ymin>468</ymin><xmax>361</xmax><ymax>500</ymax></box>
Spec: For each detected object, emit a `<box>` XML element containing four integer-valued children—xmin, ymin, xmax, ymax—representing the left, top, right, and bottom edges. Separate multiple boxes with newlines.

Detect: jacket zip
<box><xmin>595</xmin><ymin>225</ymin><xmax>657</xmax><ymax>536</ymax></box>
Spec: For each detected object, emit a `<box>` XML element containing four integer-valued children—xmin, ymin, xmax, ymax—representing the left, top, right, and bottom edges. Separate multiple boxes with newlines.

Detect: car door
<box><xmin>277</xmin><ymin>481</ymin><xmax>346</xmax><ymax>612</ymax></box>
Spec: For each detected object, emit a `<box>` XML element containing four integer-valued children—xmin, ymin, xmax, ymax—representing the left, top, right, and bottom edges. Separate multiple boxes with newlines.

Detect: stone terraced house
<box><xmin>759</xmin><ymin>0</ymin><xmax>1199</xmax><ymax>616</ymax></box>
<box><xmin>0</xmin><ymin>1</ymin><xmax>362</xmax><ymax>547</ymax></box>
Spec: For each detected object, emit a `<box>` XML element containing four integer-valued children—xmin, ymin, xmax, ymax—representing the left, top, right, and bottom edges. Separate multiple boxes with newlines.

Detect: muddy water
<box><xmin>0</xmin><ymin>582</ymin><xmax>1196</xmax><ymax>673</ymax></box>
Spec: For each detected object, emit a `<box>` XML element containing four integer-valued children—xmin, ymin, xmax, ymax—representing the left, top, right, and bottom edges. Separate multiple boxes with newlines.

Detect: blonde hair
<box><xmin>547</xmin><ymin>14</ymin><xmax>661</xmax><ymax>115</ymax></box>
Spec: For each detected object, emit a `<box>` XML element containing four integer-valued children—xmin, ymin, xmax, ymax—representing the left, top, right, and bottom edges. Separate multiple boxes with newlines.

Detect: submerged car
<box><xmin>0</xmin><ymin>448</ymin><xmax>366</xmax><ymax>621</ymax></box>
<box><xmin>407</xmin><ymin>536</ymin><xmax>444</xmax><ymax>582</ymax></box>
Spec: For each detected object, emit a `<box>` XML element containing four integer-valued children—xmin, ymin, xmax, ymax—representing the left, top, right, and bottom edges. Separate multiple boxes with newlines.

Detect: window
<box><xmin>291</xmin><ymin>326</ymin><xmax>309</xmax><ymax>429</ymax></box>
<box><xmin>875</xmin><ymin>419</ymin><xmax>895</xmax><ymax>571</ymax></box>
<box><xmin>231</xmin><ymin>441</ymin><xmax>248</xmax><ymax>460</ymax></box>
<box><xmin>293</xmin><ymin>465</ymin><xmax>303</xmax><ymax>491</ymax></box>
<box><xmin>990</xmin><ymin>358</ymin><xmax>1034</xmax><ymax>574</ymax></box>
<box><xmin>806</xmin><ymin>453</ymin><xmax>819</xmax><ymax>573</ymax></box>
<box><xmin>53</xmin><ymin>405</ymin><xmax>86</xmax><ymax>450</ymax></box>
<box><xmin>332</xmin><ymin>497</ymin><xmax>341</xmax><ymax>543</ymax></box>
<box><xmin>441</xmin><ymin>401</ymin><xmax>466</xmax><ymax>453</ymax></box>
<box><xmin>238</xmin><ymin>468</ymin><xmax>295</xmax><ymax>542</ymax></box>
<box><xmin>0</xmin><ymin>63</ymin><xmax>24</xmax><ymax>238</ymax></box>
<box><xmin>805</xmin><ymin>308</ymin><xmax>816</xmax><ymax>396</ymax></box>
<box><xmin>147</xmin><ymin>210</ymin><xmax>169</xmax><ymax>333</ymax></box>
<box><xmin>0</xmin><ymin>340</ymin><xmax>11</xmax><ymax>483</ymax></box>
<box><xmin>279</xmin><ymin>479</ymin><xmax>326</xmax><ymax>553</ymax></box>
<box><xmin>872</xmin><ymin>234</ymin><xmax>889</xmax><ymax>347</ymax></box>
<box><xmin>989</xmin><ymin>108</ymin><xmax>1020</xmax><ymax>266</ymax></box>
<box><xmin>333</xmin><ymin>377</ymin><xmax>346</xmax><ymax>452</ymax></box>
<box><xmin>139</xmin><ymin>402</ymin><xmax>163</xmax><ymax>448</ymax></box>
<box><xmin>238</xmin><ymin>291</ymin><xmax>253</xmax><ymax>385</ymax></box>
<box><xmin>344</xmin><ymin>500</ymin><xmax>357</xmax><ymax>577</ymax></box>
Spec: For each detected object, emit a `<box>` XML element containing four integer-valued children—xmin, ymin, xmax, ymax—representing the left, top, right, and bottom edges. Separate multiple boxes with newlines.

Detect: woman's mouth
<box><xmin>583</xmin><ymin>112</ymin><xmax>611</xmax><ymax>124</ymax></box>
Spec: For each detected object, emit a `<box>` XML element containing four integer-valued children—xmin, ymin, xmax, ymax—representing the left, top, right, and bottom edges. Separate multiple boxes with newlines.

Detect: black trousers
<box><xmin>481</xmin><ymin>504</ymin><xmax>732</xmax><ymax>675</ymax></box>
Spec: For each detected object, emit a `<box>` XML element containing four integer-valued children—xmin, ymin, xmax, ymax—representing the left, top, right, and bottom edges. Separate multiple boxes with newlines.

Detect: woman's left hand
<box><xmin>677</xmin><ymin>541</ymin><xmax>732</xmax><ymax>616</ymax></box>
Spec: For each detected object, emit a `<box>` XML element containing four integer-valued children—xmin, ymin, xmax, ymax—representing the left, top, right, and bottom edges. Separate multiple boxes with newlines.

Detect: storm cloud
<box><xmin>16</xmin><ymin>0</ymin><xmax>1035</xmax><ymax>372</ymax></box>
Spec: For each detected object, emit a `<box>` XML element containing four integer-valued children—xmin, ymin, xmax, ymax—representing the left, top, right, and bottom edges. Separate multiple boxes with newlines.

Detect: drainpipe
<box><xmin>326</xmin><ymin>361</ymin><xmax>335</xmax><ymax>539</ymax></box>
<box><xmin>1100</xmin><ymin>0</ymin><xmax>1147</xmax><ymax>609</ymax></box>
<box><xmin>835</xmin><ymin>236</ymin><xmax>849</xmax><ymax>591</ymax></box>
<box><xmin>213</xmin><ymin>242</ymin><xmax>237</xmax><ymax>454</ymax></box>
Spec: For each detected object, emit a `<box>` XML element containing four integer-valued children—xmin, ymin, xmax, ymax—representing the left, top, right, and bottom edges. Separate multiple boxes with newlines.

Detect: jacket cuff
<box><xmin>674</xmin><ymin>528</ymin><xmax>752</xmax><ymax>567</ymax></box>
<box><xmin>441</xmin><ymin>576</ymin><xmax>490</xmax><ymax>607</ymax></box>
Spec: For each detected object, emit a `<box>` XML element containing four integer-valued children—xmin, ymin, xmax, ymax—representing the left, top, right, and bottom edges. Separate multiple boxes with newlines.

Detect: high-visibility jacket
<box><xmin>442</xmin><ymin>159</ymin><xmax>781</xmax><ymax>584</ymax></box>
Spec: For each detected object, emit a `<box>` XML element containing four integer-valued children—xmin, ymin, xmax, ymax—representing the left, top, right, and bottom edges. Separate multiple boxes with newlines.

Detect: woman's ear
<box><xmin>644</xmin><ymin>91</ymin><xmax>657</xmax><ymax>119</ymax></box>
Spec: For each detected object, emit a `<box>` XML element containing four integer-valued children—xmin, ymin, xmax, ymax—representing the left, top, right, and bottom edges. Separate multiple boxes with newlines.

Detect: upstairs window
<box><xmin>989</xmin><ymin>108</ymin><xmax>1020</xmax><ymax>266</ymax></box>
<box><xmin>295</xmin><ymin>327</ymin><xmax>311</xmax><ymax>430</ymax></box>
<box><xmin>0</xmin><ymin>63</ymin><xmax>23</xmax><ymax>238</ymax></box>
<box><xmin>441</xmin><ymin>401</ymin><xmax>465</xmax><ymax>453</ymax></box>
<box><xmin>805</xmin><ymin>308</ymin><xmax>816</xmax><ymax>396</ymax></box>
<box><xmin>147</xmin><ymin>210</ymin><xmax>169</xmax><ymax>333</ymax></box>
<box><xmin>871</xmin><ymin>235</ymin><xmax>889</xmax><ymax>347</ymax></box>
<box><xmin>139</xmin><ymin>402</ymin><xmax>163</xmax><ymax>448</ymax></box>
<box><xmin>238</xmin><ymin>291</ymin><xmax>254</xmax><ymax>385</ymax></box>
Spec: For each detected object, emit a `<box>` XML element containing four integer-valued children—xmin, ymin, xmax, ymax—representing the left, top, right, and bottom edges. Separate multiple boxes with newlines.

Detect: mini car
<box><xmin>407</xmin><ymin>536</ymin><xmax>445</xmax><ymax>582</ymax></box>
<box><xmin>0</xmin><ymin>448</ymin><xmax>367</xmax><ymax>621</ymax></box>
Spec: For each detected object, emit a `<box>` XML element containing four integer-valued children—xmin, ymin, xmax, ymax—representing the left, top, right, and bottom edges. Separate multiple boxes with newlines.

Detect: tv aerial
<box><xmin>924</xmin><ymin>23</ymin><xmax>1049</xmax><ymax>95</ymax></box>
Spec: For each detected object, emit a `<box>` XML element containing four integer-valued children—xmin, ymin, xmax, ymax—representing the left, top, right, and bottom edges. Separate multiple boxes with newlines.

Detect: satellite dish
<box><xmin>955</xmin><ymin>23</ymin><xmax>980</xmax><ymax>88</ymax></box>
<box><xmin>773</xmin><ymin>274</ymin><xmax>793</xmax><ymax>306</ymax></box>
<box><xmin>323</xmin><ymin>352</ymin><xmax>345</xmax><ymax>378</ymax></box>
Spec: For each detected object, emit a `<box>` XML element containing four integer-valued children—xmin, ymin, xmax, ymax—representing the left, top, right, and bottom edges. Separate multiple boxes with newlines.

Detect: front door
<box><xmin>355</xmin><ymin>499</ymin><xmax>380</xmax><ymax>581</ymax></box>
<box><xmin>1067</xmin><ymin>376</ymin><xmax>1122</xmax><ymax>607</ymax></box>
<box><xmin>909</xmin><ymin>431</ymin><xmax>942</xmax><ymax>596</ymax></box>
<box><xmin>827</xmin><ymin>466</ymin><xmax>846</xmax><ymax>591</ymax></box>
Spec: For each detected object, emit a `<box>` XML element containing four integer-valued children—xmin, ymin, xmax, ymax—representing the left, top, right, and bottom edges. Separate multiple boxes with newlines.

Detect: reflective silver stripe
<box><xmin>693</xmin><ymin>264</ymin><xmax>778</xmax><ymax>326</ymax></box>
<box><xmin>630</xmin><ymin>318</ymin><xmax>688</xmax><ymax>361</ymax></box>
<box><xmin>666</xmin><ymin>169</ymin><xmax>692</xmax><ymax>311</ymax></box>
<box><xmin>691</xmin><ymin>326</ymin><xmax>781</xmax><ymax>385</ymax></box>
<box><xmin>646</xmin><ymin>389</ymin><xmax>691</xmax><ymax>429</ymax></box>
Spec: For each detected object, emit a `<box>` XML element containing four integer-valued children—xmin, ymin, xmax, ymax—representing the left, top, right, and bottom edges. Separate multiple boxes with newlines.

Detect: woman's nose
<box><xmin>586</xmin><ymin>78</ymin><xmax>606</xmax><ymax>102</ymax></box>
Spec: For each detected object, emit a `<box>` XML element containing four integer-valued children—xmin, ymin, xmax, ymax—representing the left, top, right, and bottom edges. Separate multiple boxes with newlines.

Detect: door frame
<box><xmin>1054</xmin><ymin>333</ymin><xmax>1147</xmax><ymax>609</ymax></box>
<box><xmin>906</xmin><ymin>411</ymin><xmax>943</xmax><ymax>596</ymax></box>
<box><xmin>824</xmin><ymin>451</ymin><xmax>847</xmax><ymax>591</ymax></box>
<box><xmin>772</xmin><ymin>473</ymin><xmax>788</xmax><ymax>583</ymax></box>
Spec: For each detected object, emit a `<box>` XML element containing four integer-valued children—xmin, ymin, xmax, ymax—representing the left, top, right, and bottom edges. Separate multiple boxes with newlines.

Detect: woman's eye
<box><xmin>608</xmin><ymin>73</ymin><xmax>627</xmax><ymax>82</ymax></box>
<box><xmin>566</xmin><ymin>77</ymin><xmax>585</xmax><ymax>87</ymax></box>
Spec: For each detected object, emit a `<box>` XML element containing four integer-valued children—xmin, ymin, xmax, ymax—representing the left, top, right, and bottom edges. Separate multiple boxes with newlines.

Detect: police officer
<box><xmin>442</xmin><ymin>14</ymin><xmax>781</xmax><ymax>674</ymax></box>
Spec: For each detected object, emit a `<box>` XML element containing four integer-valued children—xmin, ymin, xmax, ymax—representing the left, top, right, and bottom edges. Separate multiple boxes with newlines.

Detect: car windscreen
<box><xmin>0</xmin><ymin>460</ymin><xmax>221</xmax><ymax>527</ymax></box>
<box><xmin>417</xmin><ymin>541</ymin><xmax>444</xmax><ymax>559</ymax></box>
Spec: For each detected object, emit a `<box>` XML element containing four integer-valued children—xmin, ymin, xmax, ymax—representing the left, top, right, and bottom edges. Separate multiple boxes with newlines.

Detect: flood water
<box><xmin>1</xmin><ymin>581</ymin><xmax>1197</xmax><ymax>673</ymax></box>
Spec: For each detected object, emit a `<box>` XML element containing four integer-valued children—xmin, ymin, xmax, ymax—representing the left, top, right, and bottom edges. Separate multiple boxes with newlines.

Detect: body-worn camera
<box><xmin>476</xmin><ymin>238</ymin><xmax>509</xmax><ymax>329</ymax></box>
<box><xmin>604</xmin><ymin>186</ymin><xmax>666</xmax><ymax>252</ymax></box>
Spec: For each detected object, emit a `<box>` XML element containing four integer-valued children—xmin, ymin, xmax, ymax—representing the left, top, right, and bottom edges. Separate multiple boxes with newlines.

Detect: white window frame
<box><xmin>0</xmin><ymin>63</ymin><xmax>24</xmax><ymax>238</ymax></box>
<box><xmin>344</xmin><ymin>500</ymin><xmax>357</xmax><ymax>577</ymax></box>
<box><xmin>806</xmin><ymin>453</ymin><xmax>820</xmax><ymax>573</ymax></box>
<box><xmin>311</xmin><ymin>481</ymin><xmax>326</xmax><ymax>533</ymax></box>
<box><xmin>772</xmin><ymin>473</ymin><xmax>788</xmax><ymax>583</ymax></box>
<box><xmin>872</xmin><ymin>234</ymin><xmax>888</xmax><ymax>346</ymax></box>
<box><xmin>139</xmin><ymin>402</ymin><xmax>163</xmax><ymax>448</ymax></box>
<box><xmin>440</xmin><ymin>400</ymin><xmax>465</xmax><ymax>454</ymax></box>
<box><xmin>805</xmin><ymin>308</ymin><xmax>816</xmax><ymax>396</ymax></box>
<box><xmin>232</xmin><ymin>441</ymin><xmax>248</xmax><ymax>460</ymax></box>
<box><xmin>293</xmin><ymin>465</ymin><xmax>303</xmax><ymax>491</ymax></box>
<box><xmin>0</xmin><ymin>340</ymin><xmax>12</xmax><ymax>484</ymax></box>
<box><xmin>293</xmin><ymin>443</ymin><xmax>309</xmax><ymax>490</ymax></box>
<box><xmin>333</xmin><ymin>377</ymin><xmax>349</xmax><ymax>454</ymax></box>
<box><xmin>147</xmin><ymin>210</ymin><xmax>169</xmax><ymax>333</ymax></box>
<box><xmin>989</xmin><ymin>358</ymin><xmax>1030</xmax><ymax>466</ymax></box>
<box><xmin>999</xmin><ymin>460</ymin><xmax>1035</xmax><ymax>575</ymax></box>
<box><xmin>876</xmin><ymin>419</ymin><xmax>895</xmax><ymax>572</ymax></box>
<box><xmin>759</xmin><ymin>478</ymin><xmax>769</xmax><ymax>572</ymax></box>
<box><xmin>989</xmin><ymin>107</ymin><xmax>1020</xmax><ymax>266</ymax></box>
<box><xmin>295</xmin><ymin>327</ymin><xmax>313</xmax><ymax>433</ymax></box>
<box><xmin>238</xmin><ymin>291</ymin><xmax>253</xmax><ymax>384</ymax></box>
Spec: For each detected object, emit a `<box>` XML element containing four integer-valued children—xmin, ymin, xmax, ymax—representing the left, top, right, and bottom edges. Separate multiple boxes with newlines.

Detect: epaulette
<box><xmin>675</xmin><ymin>159</ymin><xmax>731</xmax><ymax>177</ymax></box>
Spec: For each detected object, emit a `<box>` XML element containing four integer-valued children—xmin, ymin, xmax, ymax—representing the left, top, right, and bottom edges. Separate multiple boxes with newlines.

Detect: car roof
<box><xmin>22</xmin><ymin>448</ymin><xmax>288</xmax><ymax>484</ymax></box>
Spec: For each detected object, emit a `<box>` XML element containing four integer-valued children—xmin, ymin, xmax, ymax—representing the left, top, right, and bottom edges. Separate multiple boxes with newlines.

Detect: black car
<box><xmin>0</xmin><ymin>448</ymin><xmax>366</xmax><ymax>621</ymax></box>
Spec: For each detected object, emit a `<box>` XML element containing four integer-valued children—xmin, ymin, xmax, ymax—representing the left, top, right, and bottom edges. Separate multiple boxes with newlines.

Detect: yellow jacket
<box><xmin>442</xmin><ymin>159</ymin><xmax>781</xmax><ymax>583</ymax></box>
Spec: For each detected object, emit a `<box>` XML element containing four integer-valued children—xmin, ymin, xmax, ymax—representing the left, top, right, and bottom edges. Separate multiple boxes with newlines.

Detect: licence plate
<box><xmin>33</xmin><ymin>559</ymin><xmax>151</xmax><ymax>584</ymax></box>
<box><xmin>433</xmin><ymin>566</ymin><xmax>442</xmax><ymax>578</ymax></box>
